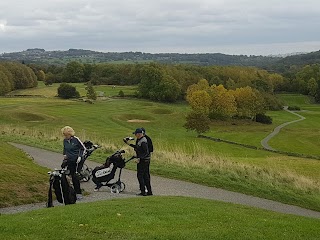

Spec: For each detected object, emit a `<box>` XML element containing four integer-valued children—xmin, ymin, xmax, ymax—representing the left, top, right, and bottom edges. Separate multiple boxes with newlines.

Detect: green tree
<box><xmin>184</xmin><ymin>111</ymin><xmax>211</xmax><ymax>135</ymax></box>
<box><xmin>152</xmin><ymin>75</ymin><xmax>181</xmax><ymax>102</ymax></box>
<box><xmin>57</xmin><ymin>83</ymin><xmax>80</xmax><ymax>99</ymax></box>
<box><xmin>118</xmin><ymin>90</ymin><xmax>125</xmax><ymax>97</ymax></box>
<box><xmin>307</xmin><ymin>78</ymin><xmax>318</xmax><ymax>96</ymax></box>
<box><xmin>85</xmin><ymin>82</ymin><xmax>97</xmax><ymax>100</ymax></box>
<box><xmin>138</xmin><ymin>64</ymin><xmax>181</xmax><ymax>102</ymax></box>
<box><xmin>37</xmin><ymin>70</ymin><xmax>46</xmax><ymax>82</ymax></box>
<box><xmin>138</xmin><ymin>64</ymin><xmax>163</xmax><ymax>99</ymax></box>
<box><xmin>1</xmin><ymin>62</ymin><xmax>37</xmax><ymax>89</ymax></box>
<box><xmin>63</xmin><ymin>61</ymin><xmax>85</xmax><ymax>83</ymax></box>
<box><xmin>0</xmin><ymin>70</ymin><xmax>11</xmax><ymax>95</ymax></box>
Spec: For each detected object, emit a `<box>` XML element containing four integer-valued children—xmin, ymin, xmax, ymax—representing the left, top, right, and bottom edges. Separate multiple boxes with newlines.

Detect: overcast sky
<box><xmin>0</xmin><ymin>0</ymin><xmax>320</xmax><ymax>55</ymax></box>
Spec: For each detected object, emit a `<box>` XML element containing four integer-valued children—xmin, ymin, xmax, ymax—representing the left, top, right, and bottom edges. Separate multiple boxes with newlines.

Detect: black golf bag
<box><xmin>92</xmin><ymin>150</ymin><xmax>133</xmax><ymax>193</ymax></box>
<box><xmin>74</xmin><ymin>140</ymin><xmax>100</xmax><ymax>182</ymax></box>
<box><xmin>47</xmin><ymin>169</ymin><xmax>77</xmax><ymax>207</ymax></box>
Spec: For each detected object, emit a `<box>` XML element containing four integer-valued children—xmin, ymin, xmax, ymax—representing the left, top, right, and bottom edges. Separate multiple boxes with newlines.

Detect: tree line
<box><xmin>281</xmin><ymin>64</ymin><xmax>320</xmax><ymax>102</ymax></box>
<box><xmin>34</xmin><ymin>61</ymin><xmax>284</xmax><ymax>102</ymax></box>
<box><xmin>0</xmin><ymin>62</ymin><xmax>38</xmax><ymax>95</ymax></box>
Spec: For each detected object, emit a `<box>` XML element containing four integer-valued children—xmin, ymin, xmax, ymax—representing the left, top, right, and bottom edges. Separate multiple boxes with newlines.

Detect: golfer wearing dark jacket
<box><xmin>61</xmin><ymin>126</ymin><xmax>86</xmax><ymax>200</ymax></box>
<box><xmin>127</xmin><ymin>128</ymin><xmax>153</xmax><ymax>196</ymax></box>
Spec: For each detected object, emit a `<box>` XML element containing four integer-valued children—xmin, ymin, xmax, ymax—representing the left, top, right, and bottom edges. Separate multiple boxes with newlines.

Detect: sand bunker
<box><xmin>127</xmin><ymin>119</ymin><xmax>151</xmax><ymax>123</ymax></box>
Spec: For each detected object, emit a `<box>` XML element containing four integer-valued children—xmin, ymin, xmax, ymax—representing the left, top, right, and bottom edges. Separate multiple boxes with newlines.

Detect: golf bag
<box><xmin>47</xmin><ymin>169</ymin><xmax>77</xmax><ymax>207</ymax></box>
<box><xmin>92</xmin><ymin>150</ymin><xmax>134</xmax><ymax>193</ymax></box>
<box><xmin>74</xmin><ymin>140</ymin><xmax>100</xmax><ymax>182</ymax></box>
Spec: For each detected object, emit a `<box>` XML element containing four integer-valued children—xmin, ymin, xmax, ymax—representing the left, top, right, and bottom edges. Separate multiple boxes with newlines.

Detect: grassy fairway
<box><xmin>0</xmin><ymin>89</ymin><xmax>320</xmax><ymax>211</ymax></box>
<box><xmin>269</xmin><ymin>94</ymin><xmax>320</xmax><ymax>155</ymax></box>
<box><xmin>7</xmin><ymin>81</ymin><xmax>138</xmax><ymax>98</ymax></box>
<box><xmin>0</xmin><ymin>197</ymin><xmax>319</xmax><ymax>240</ymax></box>
<box><xmin>0</xmin><ymin>142</ymin><xmax>48</xmax><ymax>207</ymax></box>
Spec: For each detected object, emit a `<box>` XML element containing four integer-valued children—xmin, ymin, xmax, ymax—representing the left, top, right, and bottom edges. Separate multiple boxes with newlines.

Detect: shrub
<box><xmin>118</xmin><ymin>90</ymin><xmax>125</xmax><ymax>97</ymax></box>
<box><xmin>44</xmin><ymin>77</ymin><xmax>53</xmax><ymax>86</ymax></box>
<box><xmin>262</xmin><ymin>93</ymin><xmax>283</xmax><ymax>111</ymax></box>
<box><xmin>85</xmin><ymin>82</ymin><xmax>97</xmax><ymax>100</ymax></box>
<box><xmin>57</xmin><ymin>83</ymin><xmax>80</xmax><ymax>99</ymax></box>
<box><xmin>255</xmin><ymin>114</ymin><xmax>273</xmax><ymax>124</ymax></box>
<box><xmin>184</xmin><ymin>111</ymin><xmax>211</xmax><ymax>134</ymax></box>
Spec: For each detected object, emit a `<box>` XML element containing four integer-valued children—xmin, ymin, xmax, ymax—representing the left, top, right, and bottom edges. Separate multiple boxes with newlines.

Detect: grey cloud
<box><xmin>0</xmin><ymin>0</ymin><xmax>320</xmax><ymax>55</ymax></box>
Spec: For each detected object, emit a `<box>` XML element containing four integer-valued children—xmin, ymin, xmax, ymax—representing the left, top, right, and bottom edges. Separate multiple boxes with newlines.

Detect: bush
<box><xmin>184</xmin><ymin>111</ymin><xmax>211</xmax><ymax>134</ymax></box>
<box><xmin>57</xmin><ymin>83</ymin><xmax>80</xmax><ymax>99</ymax></box>
<box><xmin>288</xmin><ymin>106</ymin><xmax>301</xmax><ymax>111</ymax></box>
<box><xmin>262</xmin><ymin>93</ymin><xmax>283</xmax><ymax>111</ymax></box>
<box><xmin>255</xmin><ymin>114</ymin><xmax>272</xmax><ymax>124</ymax></box>
<box><xmin>85</xmin><ymin>82</ymin><xmax>97</xmax><ymax>100</ymax></box>
<box><xmin>118</xmin><ymin>90</ymin><xmax>125</xmax><ymax>97</ymax></box>
<box><xmin>44</xmin><ymin>78</ymin><xmax>53</xmax><ymax>86</ymax></box>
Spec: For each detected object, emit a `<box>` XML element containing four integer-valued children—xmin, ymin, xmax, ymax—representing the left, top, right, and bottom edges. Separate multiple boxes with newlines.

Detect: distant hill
<box><xmin>0</xmin><ymin>48</ymin><xmax>319</xmax><ymax>71</ymax></box>
<box><xmin>0</xmin><ymin>48</ymin><xmax>280</xmax><ymax>67</ymax></box>
<box><xmin>278</xmin><ymin>50</ymin><xmax>320</xmax><ymax>66</ymax></box>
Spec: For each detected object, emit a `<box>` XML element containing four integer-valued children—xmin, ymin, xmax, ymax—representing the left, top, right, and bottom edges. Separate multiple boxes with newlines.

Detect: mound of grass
<box><xmin>0</xmin><ymin>197</ymin><xmax>319</xmax><ymax>240</ymax></box>
<box><xmin>0</xmin><ymin>142</ymin><xmax>49</xmax><ymax>208</ymax></box>
<box><xmin>11</xmin><ymin>112</ymin><xmax>46</xmax><ymax>122</ymax></box>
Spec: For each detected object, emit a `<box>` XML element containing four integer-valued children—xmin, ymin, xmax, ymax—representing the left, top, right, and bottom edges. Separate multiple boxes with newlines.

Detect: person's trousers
<box><xmin>137</xmin><ymin>160</ymin><xmax>152</xmax><ymax>194</ymax></box>
<box><xmin>67</xmin><ymin>162</ymin><xmax>82</xmax><ymax>194</ymax></box>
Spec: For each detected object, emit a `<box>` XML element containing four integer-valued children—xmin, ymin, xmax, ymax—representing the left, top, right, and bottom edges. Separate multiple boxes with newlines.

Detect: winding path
<box><xmin>1</xmin><ymin>143</ymin><xmax>319</xmax><ymax>219</ymax></box>
<box><xmin>261</xmin><ymin>107</ymin><xmax>306</xmax><ymax>150</ymax></box>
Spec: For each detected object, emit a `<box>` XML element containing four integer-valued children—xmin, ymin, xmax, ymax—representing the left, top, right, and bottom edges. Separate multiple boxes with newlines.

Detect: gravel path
<box><xmin>1</xmin><ymin>143</ymin><xmax>319</xmax><ymax>219</ymax></box>
<box><xmin>261</xmin><ymin>106</ymin><xmax>306</xmax><ymax>150</ymax></box>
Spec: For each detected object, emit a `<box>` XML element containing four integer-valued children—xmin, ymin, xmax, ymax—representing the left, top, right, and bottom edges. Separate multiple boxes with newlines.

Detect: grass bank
<box><xmin>0</xmin><ymin>197</ymin><xmax>319</xmax><ymax>240</ymax></box>
<box><xmin>0</xmin><ymin>142</ymin><xmax>49</xmax><ymax>207</ymax></box>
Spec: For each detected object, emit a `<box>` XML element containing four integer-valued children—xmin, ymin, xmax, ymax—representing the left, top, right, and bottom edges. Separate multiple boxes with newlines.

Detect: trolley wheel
<box><xmin>81</xmin><ymin>170</ymin><xmax>91</xmax><ymax>182</ymax></box>
<box><xmin>119</xmin><ymin>182</ymin><xmax>126</xmax><ymax>192</ymax></box>
<box><xmin>110</xmin><ymin>184</ymin><xmax>120</xmax><ymax>194</ymax></box>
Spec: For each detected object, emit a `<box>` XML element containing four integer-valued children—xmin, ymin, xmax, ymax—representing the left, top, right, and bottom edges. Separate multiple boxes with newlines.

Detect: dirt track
<box><xmin>1</xmin><ymin>143</ymin><xmax>319</xmax><ymax>219</ymax></box>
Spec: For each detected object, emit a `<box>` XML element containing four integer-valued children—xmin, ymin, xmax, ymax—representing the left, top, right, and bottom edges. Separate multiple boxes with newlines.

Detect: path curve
<box><xmin>1</xmin><ymin>143</ymin><xmax>320</xmax><ymax>219</ymax></box>
<box><xmin>261</xmin><ymin>107</ymin><xmax>306</xmax><ymax>151</ymax></box>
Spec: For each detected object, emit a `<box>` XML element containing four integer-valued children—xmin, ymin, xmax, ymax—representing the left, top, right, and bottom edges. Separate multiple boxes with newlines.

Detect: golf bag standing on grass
<box><xmin>47</xmin><ymin>169</ymin><xmax>77</xmax><ymax>207</ymax></box>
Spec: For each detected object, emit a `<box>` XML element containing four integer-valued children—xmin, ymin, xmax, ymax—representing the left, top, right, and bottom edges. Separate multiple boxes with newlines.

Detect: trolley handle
<box><xmin>125</xmin><ymin>156</ymin><xmax>137</xmax><ymax>163</ymax></box>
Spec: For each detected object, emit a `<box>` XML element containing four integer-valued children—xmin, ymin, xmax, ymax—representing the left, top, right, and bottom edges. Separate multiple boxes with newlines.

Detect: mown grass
<box><xmin>269</xmin><ymin>94</ymin><xmax>320</xmax><ymax>155</ymax></box>
<box><xmin>0</xmin><ymin>141</ymin><xmax>49</xmax><ymax>207</ymax></box>
<box><xmin>0</xmin><ymin>90</ymin><xmax>320</xmax><ymax>211</ymax></box>
<box><xmin>0</xmin><ymin>197</ymin><xmax>319</xmax><ymax>240</ymax></box>
<box><xmin>7</xmin><ymin>81</ymin><xmax>138</xmax><ymax>98</ymax></box>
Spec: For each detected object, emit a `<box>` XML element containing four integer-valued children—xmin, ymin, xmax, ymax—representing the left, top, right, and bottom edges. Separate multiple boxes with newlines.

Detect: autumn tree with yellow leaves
<box><xmin>184</xmin><ymin>79</ymin><xmax>269</xmax><ymax>134</ymax></box>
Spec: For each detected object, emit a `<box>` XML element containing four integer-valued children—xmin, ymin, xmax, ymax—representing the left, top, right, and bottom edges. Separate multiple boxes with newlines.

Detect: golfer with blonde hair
<box><xmin>61</xmin><ymin>126</ymin><xmax>86</xmax><ymax>200</ymax></box>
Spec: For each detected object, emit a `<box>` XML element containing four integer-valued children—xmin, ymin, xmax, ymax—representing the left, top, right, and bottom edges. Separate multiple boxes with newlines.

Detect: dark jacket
<box><xmin>63</xmin><ymin>136</ymin><xmax>86</xmax><ymax>161</ymax></box>
<box><xmin>130</xmin><ymin>137</ymin><xmax>150</xmax><ymax>160</ymax></box>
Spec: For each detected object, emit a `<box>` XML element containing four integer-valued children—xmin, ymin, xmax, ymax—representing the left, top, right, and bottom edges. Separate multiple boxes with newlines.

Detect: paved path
<box><xmin>261</xmin><ymin>107</ymin><xmax>306</xmax><ymax>150</ymax></box>
<box><xmin>1</xmin><ymin>143</ymin><xmax>320</xmax><ymax>219</ymax></box>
